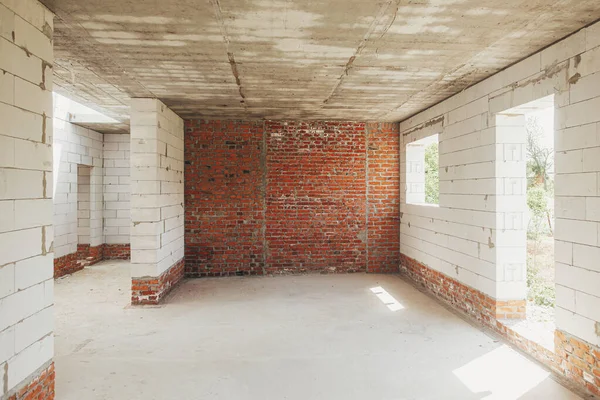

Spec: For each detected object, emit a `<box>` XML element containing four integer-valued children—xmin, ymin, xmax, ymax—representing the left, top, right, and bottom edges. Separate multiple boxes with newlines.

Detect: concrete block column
<box><xmin>493</xmin><ymin>113</ymin><xmax>528</xmax><ymax>318</ymax></box>
<box><xmin>405</xmin><ymin>143</ymin><xmax>426</xmax><ymax>204</ymax></box>
<box><xmin>0</xmin><ymin>0</ymin><xmax>56</xmax><ymax>398</ymax></box>
<box><xmin>130</xmin><ymin>99</ymin><xmax>185</xmax><ymax>304</ymax></box>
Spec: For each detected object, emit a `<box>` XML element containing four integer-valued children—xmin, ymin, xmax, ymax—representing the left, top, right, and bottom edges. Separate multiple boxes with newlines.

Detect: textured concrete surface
<box><xmin>40</xmin><ymin>0</ymin><xmax>600</xmax><ymax>132</ymax></box>
<box><xmin>54</xmin><ymin>260</ymin><xmax>586</xmax><ymax>399</ymax></box>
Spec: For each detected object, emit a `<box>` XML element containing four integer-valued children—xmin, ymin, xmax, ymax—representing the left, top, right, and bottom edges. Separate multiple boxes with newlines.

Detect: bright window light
<box><xmin>53</xmin><ymin>92</ymin><xmax>118</xmax><ymax>127</ymax></box>
<box><xmin>406</xmin><ymin>134</ymin><xmax>439</xmax><ymax>206</ymax></box>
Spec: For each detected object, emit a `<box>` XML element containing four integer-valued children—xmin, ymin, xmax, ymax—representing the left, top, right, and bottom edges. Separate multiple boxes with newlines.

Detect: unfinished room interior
<box><xmin>3</xmin><ymin>0</ymin><xmax>600</xmax><ymax>398</ymax></box>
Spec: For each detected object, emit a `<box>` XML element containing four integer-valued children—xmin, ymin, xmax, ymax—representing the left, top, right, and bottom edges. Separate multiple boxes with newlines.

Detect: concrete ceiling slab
<box><xmin>40</xmin><ymin>0</ymin><xmax>600</xmax><ymax>133</ymax></box>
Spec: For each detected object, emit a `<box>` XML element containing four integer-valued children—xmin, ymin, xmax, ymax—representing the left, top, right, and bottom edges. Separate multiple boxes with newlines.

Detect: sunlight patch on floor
<box><xmin>453</xmin><ymin>344</ymin><xmax>550</xmax><ymax>399</ymax></box>
<box><xmin>370</xmin><ymin>286</ymin><xmax>405</xmax><ymax>311</ymax></box>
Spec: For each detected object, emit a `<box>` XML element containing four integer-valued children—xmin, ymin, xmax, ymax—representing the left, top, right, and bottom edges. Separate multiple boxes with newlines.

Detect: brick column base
<box><xmin>77</xmin><ymin>244</ymin><xmax>104</xmax><ymax>265</ymax></box>
<box><xmin>555</xmin><ymin>330</ymin><xmax>600</xmax><ymax>395</ymax></box>
<box><xmin>103</xmin><ymin>244</ymin><xmax>131</xmax><ymax>260</ymax></box>
<box><xmin>53</xmin><ymin>253</ymin><xmax>80</xmax><ymax>278</ymax></box>
<box><xmin>132</xmin><ymin>258</ymin><xmax>185</xmax><ymax>305</ymax></box>
<box><xmin>6</xmin><ymin>363</ymin><xmax>55</xmax><ymax>400</ymax></box>
<box><xmin>399</xmin><ymin>253</ymin><xmax>526</xmax><ymax>321</ymax></box>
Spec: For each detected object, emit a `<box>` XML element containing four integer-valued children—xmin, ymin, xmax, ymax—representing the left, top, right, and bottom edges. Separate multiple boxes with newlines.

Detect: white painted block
<box><xmin>14</xmin><ymin>139</ymin><xmax>52</xmax><ymax>171</ymax></box>
<box><xmin>555</xmin><ymin>218</ymin><xmax>598</xmax><ymax>246</ymax></box>
<box><xmin>573</xmin><ymin>243</ymin><xmax>600</xmax><ymax>273</ymax></box>
<box><xmin>0</xmin><ymin>326</ymin><xmax>14</xmax><ymax>364</ymax></box>
<box><xmin>14</xmin><ymin>254</ymin><xmax>52</xmax><ymax>290</ymax></box>
<box><xmin>555</xmin><ymin>240</ymin><xmax>573</xmax><ymax>265</ymax></box>
<box><xmin>555</xmin><ymin>196</ymin><xmax>586</xmax><ymax>220</ymax></box>
<box><xmin>14</xmin><ymin>199</ymin><xmax>52</xmax><ymax>230</ymax></box>
<box><xmin>14</xmin><ymin>76</ymin><xmax>52</xmax><ymax>116</ymax></box>
<box><xmin>587</xmin><ymin>22</ymin><xmax>600</xmax><ymax>51</ymax></box>
<box><xmin>0</xmin><ymin>263</ymin><xmax>15</xmax><ymax>299</ymax></box>
<box><xmin>0</xmin><ymin>227</ymin><xmax>42</xmax><ymax>266</ymax></box>
<box><xmin>556</xmin><ymin>150</ymin><xmax>583</xmax><ymax>173</ymax></box>
<box><xmin>554</xmin><ymin>173</ymin><xmax>597</xmax><ymax>197</ymax></box>
<box><xmin>7</xmin><ymin>334</ymin><xmax>53</xmax><ymax>390</ymax></box>
<box><xmin>14</xmin><ymin>306</ymin><xmax>52</xmax><ymax>353</ymax></box>
<box><xmin>541</xmin><ymin>30</ymin><xmax>586</xmax><ymax>68</ymax></box>
<box><xmin>0</xmin><ymin>282</ymin><xmax>44</xmax><ymax>332</ymax></box>
<box><xmin>0</xmin><ymin>168</ymin><xmax>43</xmax><ymax>199</ymax></box>
<box><xmin>556</xmin><ymin>284</ymin><xmax>576</xmax><ymax>312</ymax></box>
<box><xmin>556</xmin><ymin>262</ymin><xmax>600</xmax><ymax>296</ymax></box>
<box><xmin>556</xmin><ymin>306</ymin><xmax>599</xmax><ymax>347</ymax></box>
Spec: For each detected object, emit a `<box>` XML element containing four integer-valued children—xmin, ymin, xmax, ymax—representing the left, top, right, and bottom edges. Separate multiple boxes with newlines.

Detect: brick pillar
<box><xmin>130</xmin><ymin>99</ymin><xmax>185</xmax><ymax>304</ymax></box>
<box><xmin>0</xmin><ymin>0</ymin><xmax>56</xmax><ymax>398</ymax></box>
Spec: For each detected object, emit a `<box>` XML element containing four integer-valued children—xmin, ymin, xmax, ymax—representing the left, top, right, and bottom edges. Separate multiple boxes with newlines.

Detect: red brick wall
<box><xmin>265</xmin><ymin>121</ymin><xmax>367</xmax><ymax>273</ymax></box>
<box><xmin>185</xmin><ymin>120</ymin><xmax>400</xmax><ymax>275</ymax></box>
<box><xmin>367</xmin><ymin>123</ymin><xmax>400</xmax><ymax>273</ymax></box>
<box><xmin>185</xmin><ymin>120</ymin><xmax>265</xmax><ymax>277</ymax></box>
<box><xmin>103</xmin><ymin>244</ymin><xmax>131</xmax><ymax>260</ymax></box>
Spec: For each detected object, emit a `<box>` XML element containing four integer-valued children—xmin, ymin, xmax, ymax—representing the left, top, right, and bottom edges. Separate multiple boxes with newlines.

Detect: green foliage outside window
<box><xmin>424</xmin><ymin>143</ymin><xmax>439</xmax><ymax>204</ymax></box>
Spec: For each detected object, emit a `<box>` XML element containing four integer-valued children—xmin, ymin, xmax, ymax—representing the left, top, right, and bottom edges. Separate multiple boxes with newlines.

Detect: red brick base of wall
<box><xmin>131</xmin><ymin>258</ymin><xmax>185</xmax><ymax>305</ymax></box>
<box><xmin>400</xmin><ymin>252</ymin><xmax>600</xmax><ymax>396</ymax></box>
<box><xmin>6</xmin><ymin>362</ymin><xmax>55</xmax><ymax>400</ymax></box>
<box><xmin>53</xmin><ymin>253</ymin><xmax>80</xmax><ymax>278</ymax></box>
<box><xmin>77</xmin><ymin>244</ymin><xmax>104</xmax><ymax>265</ymax></box>
<box><xmin>399</xmin><ymin>253</ymin><xmax>525</xmax><ymax>320</ymax></box>
<box><xmin>55</xmin><ymin>244</ymin><xmax>130</xmax><ymax>278</ymax></box>
<box><xmin>555</xmin><ymin>330</ymin><xmax>600</xmax><ymax>395</ymax></box>
<box><xmin>103</xmin><ymin>244</ymin><xmax>131</xmax><ymax>260</ymax></box>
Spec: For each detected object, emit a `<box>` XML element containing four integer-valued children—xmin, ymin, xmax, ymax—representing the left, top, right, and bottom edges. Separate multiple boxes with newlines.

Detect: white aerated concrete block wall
<box><xmin>0</xmin><ymin>0</ymin><xmax>55</xmax><ymax>395</ymax></box>
<box><xmin>52</xmin><ymin>100</ymin><xmax>104</xmax><ymax>258</ymax></box>
<box><xmin>76</xmin><ymin>166</ymin><xmax>91</xmax><ymax>245</ymax></box>
<box><xmin>103</xmin><ymin>134</ymin><xmax>131</xmax><ymax>245</ymax></box>
<box><xmin>130</xmin><ymin>99</ymin><xmax>184</xmax><ymax>278</ymax></box>
<box><xmin>400</xmin><ymin>22</ymin><xmax>600</xmax><ymax>346</ymax></box>
<box><xmin>405</xmin><ymin>143</ymin><xmax>426</xmax><ymax>204</ymax></box>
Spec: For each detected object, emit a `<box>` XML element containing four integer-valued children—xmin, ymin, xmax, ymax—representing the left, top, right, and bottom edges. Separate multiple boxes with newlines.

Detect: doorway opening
<box><xmin>77</xmin><ymin>164</ymin><xmax>92</xmax><ymax>267</ymax></box>
<box><xmin>498</xmin><ymin>95</ymin><xmax>555</xmax><ymax>349</ymax></box>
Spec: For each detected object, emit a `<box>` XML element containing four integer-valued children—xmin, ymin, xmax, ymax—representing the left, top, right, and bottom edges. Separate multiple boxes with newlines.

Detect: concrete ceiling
<box><xmin>41</xmin><ymin>0</ymin><xmax>600</xmax><ymax>133</ymax></box>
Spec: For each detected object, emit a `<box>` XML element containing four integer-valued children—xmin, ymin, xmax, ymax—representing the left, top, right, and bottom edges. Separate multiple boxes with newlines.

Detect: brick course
<box><xmin>367</xmin><ymin>123</ymin><xmax>400</xmax><ymax>273</ymax></box>
<box><xmin>103</xmin><ymin>244</ymin><xmax>131</xmax><ymax>260</ymax></box>
<box><xmin>399</xmin><ymin>252</ymin><xmax>600</xmax><ymax>396</ymax></box>
<box><xmin>184</xmin><ymin>120</ymin><xmax>264</xmax><ymax>277</ymax></box>
<box><xmin>76</xmin><ymin>244</ymin><xmax>104</xmax><ymax>265</ymax></box>
<box><xmin>400</xmin><ymin>253</ymin><xmax>525</xmax><ymax>321</ymax></box>
<box><xmin>555</xmin><ymin>330</ymin><xmax>600</xmax><ymax>396</ymax></box>
<box><xmin>131</xmin><ymin>258</ymin><xmax>185</xmax><ymax>305</ymax></box>
<box><xmin>53</xmin><ymin>253</ymin><xmax>80</xmax><ymax>278</ymax></box>
<box><xmin>185</xmin><ymin>120</ymin><xmax>400</xmax><ymax>276</ymax></box>
<box><xmin>54</xmin><ymin>244</ymin><xmax>129</xmax><ymax>278</ymax></box>
<box><xmin>6</xmin><ymin>363</ymin><xmax>55</xmax><ymax>400</ymax></box>
<box><xmin>265</xmin><ymin>121</ymin><xmax>367</xmax><ymax>274</ymax></box>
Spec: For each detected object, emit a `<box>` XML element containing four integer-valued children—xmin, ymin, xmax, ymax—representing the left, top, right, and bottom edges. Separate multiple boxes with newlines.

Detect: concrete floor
<box><xmin>54</xmin><ymin>260</ymin><xmax>584</xmax><ymax>400</ymax></box>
